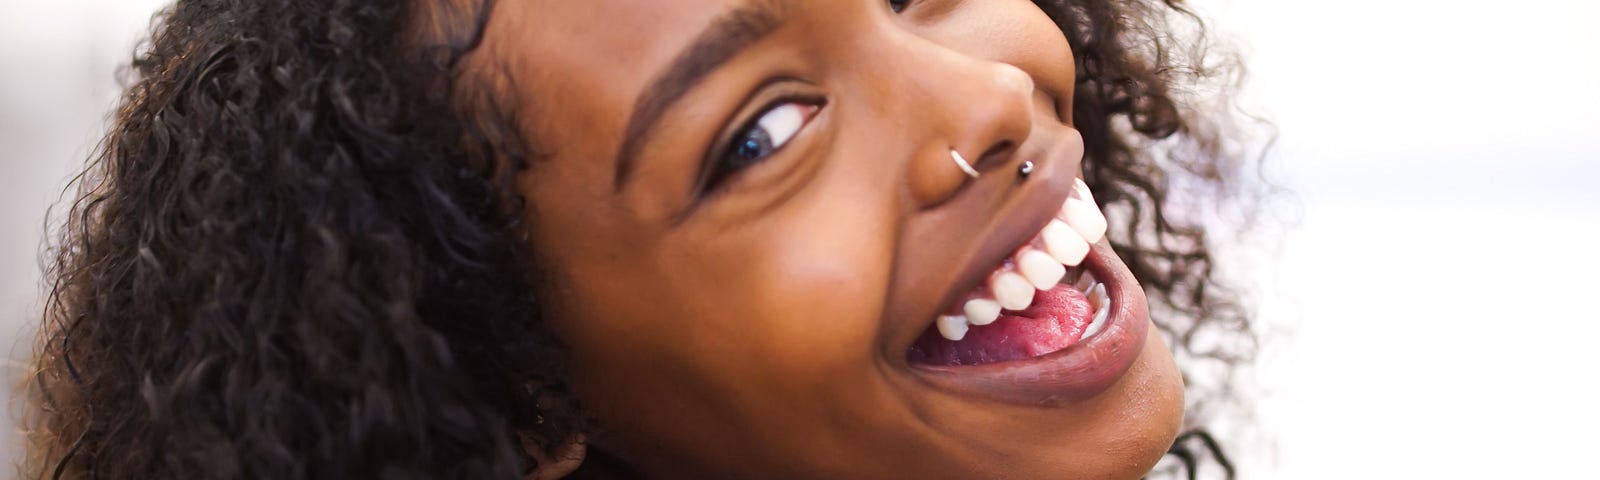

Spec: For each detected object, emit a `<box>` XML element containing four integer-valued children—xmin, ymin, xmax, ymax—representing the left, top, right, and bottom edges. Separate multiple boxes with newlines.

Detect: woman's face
<box><xmin>478</xmin><ymin>0</ymin><xmax>1183</xmax><ymax>477</ymax></box>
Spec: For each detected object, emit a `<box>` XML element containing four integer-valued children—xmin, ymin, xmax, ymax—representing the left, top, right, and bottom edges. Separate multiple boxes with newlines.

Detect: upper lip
<box><xmin>887</xmin><ymin>132</ymin><xmax>1081</xmax><ymax>355</ymax></box>
<box><xmin>877</xmin><ymin>125</ymin><xmax>1150</xmax><ymax>405</ymax></box>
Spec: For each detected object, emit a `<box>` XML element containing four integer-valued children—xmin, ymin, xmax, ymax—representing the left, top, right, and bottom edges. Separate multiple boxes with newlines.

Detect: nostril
<box><xmin>975</xmin><ymin>140</ymin><xmax>1017</xmax><ymax>171</ymax></box>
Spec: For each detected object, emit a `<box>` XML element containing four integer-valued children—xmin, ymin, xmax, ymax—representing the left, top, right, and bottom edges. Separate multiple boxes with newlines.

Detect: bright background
<box><xmin>2</xmin><ymin>0</ymin><xmax>1597</xmax><ymax>478</ymax></box>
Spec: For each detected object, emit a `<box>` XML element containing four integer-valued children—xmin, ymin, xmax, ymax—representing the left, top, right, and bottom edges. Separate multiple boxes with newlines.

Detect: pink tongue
<box><xmin>908</xmin><ymin>284</ymin><xmax>1094</xmax><ymax>366</ymax></box>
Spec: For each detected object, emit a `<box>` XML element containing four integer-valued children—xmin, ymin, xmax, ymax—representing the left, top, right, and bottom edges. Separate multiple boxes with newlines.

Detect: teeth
<box><xmin>937</xmin><ymin>271</ymin><xmax>1111</xmax><ymax>344</ymax></box>
<box><xmin>937</xmin><ymin>314</ymin><xmax>970</xmax><ymax>341</ymax></box>
<box><xmin>1063</xmin><ymin>179</ymin><xmax>1108</xmax><ymax>244</ymax></box>
<box><xmin>933</xmin><ymin>188</ymin><xmax>1114</xmax><ymax>343</ymax></box>
<box><xmin>1072</xmin><ymin>178</ymin><xmax>1098</xmax><ymax>202</ymax></box>
<box><xmin>963</xmin><ymin>298</ymin><xmax>1002</xmax><ymax>326</ymax></box>
<box><xmin>1081</xmin><ymin>283</ymin><xmax>1111</xmax><ymax>339</ymax></box>
<box><xmin>991</xmin><ymin>271</ymin><xmax>1035</xmax><ymax>311</ymax></box>
<box><xmin>1073</xmin><ymin>272</ymin><xmax>1095</xmax><ymax>292</ymax></box>
<box><xmin>1040</xmin><ymin>220</ymin><xmax>1091</xmax><ymax>266</ymax></box>
<box><xmin>1016</xmin><ymin>248</ymin><xmax>1066</xmax><ymax>290</ymax></box>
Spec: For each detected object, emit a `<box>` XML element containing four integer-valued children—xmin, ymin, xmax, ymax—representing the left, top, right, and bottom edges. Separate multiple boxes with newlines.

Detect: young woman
<box><xmin>27</xmin><ymin>0</ymin><xmax>1255</xmax><ymax>478</ymax></box>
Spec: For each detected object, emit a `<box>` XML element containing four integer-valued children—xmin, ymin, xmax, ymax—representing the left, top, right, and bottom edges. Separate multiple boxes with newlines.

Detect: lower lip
<box><xmin>906</xmin><ymin>241</ymin><xmax>1149</xmax><ymax>406</ymax></box>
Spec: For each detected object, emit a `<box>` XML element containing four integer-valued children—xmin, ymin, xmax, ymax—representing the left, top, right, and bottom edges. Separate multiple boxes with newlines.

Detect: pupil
<box><xmin>737</xmin><ymin>138</ymin><xmax>764</xmax><ymax>160</ymax></box>
<box><xmin>735</xmin><ymin>128</ymin><xmax>772</xmax><ymax>163</ymax></box>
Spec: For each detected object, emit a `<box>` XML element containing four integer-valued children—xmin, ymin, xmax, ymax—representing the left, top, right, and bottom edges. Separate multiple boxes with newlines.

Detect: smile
<box><xmin>905</xmin><ymin>178</ymin><xmax>1151</xmax><ymax>405</ymax></box>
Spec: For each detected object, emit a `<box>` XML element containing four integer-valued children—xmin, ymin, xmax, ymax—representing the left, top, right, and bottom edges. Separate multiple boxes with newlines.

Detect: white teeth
<box><xmin>937</xmin><ymin>275</ymin><xmax>1109</xmax><ymax>344</ymax></box>
<box><xmin>1072</xmin><ymin>178</ymin><xmax>1097</xmax><ymax>202</ymax></box>
<box><xmin>1081</xmin><ymin>283</ymin><xmax>1111</xmax><ymax>339</ymax></box>
<box><xmin>1063</xmin><ymin>179</ymin><xmax>1108</xmax><ymax>244</ymax></box>
<box><xmin>933</xmin><ymin>192</ymin><xmax>1112</xmax><ymax>342</ymax></box>
<box><xmin>1073</xmin><ymin>272</ymin><xmax>1095</xmax><ymax>292</ymax></box>
<box><xmin>1017</xmin><ymin>248</ymin><xmax>1066</xmax><ymax>290</ymax></box>
<box><xmin>937</xmin><ymin>314</ymin><xmax>970</xmax><ymax>341</ymax></box>
<box><xmin>963</xmin><ymin>298</ymin><xmax>1002</xmax><ymax>326</ymax></box>
<box><xmin>1040</xmin><ymin>220</ymin><xmax>1091</xmax><ymax>266</ymax></box>
<box><xmin>991</xmin><ymin>271</ymin><xmax>1035</xmax><ymax>310</ymax></box>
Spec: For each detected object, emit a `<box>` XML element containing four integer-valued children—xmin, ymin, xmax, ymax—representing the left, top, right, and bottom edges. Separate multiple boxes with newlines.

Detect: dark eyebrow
<box><xmin>612</xmin><ymin>0</ymin><xmax>790</xmax><ymax>191</ymax></box>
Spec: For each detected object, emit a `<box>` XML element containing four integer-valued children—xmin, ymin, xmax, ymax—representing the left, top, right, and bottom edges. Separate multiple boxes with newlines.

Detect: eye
<box><xmin>707</xmin><ymin>101</ymin><xmax>821</xmax><ymax>190</ymax></box>
<box><xmin>887</xmin><ymin>0</ymin><xmax>912</xmax><ymax>13</ymax></box>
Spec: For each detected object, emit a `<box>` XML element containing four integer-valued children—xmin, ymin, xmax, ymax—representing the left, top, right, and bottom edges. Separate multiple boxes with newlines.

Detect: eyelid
<box><xmin>694</xmin><ymin>82</ymin><xmax>826</xmax><ymax>195</ymax></box>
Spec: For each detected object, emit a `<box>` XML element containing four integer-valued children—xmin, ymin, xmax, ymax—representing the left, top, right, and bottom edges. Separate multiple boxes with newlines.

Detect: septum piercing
<box><xmin>1019</xmin><ymin>161</ymin><xmax>1035</xmax><ymax>178</ymax></box>
<box><xmin>951</xmin><ymin>149</ymin><xmax>980</xmax><ymax>179</ymax></box>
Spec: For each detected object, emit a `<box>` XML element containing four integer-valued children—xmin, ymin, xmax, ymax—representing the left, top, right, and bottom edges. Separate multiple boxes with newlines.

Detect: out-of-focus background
<box><xmin>2</xmin><ymin>0</ymin><xmax>1596</xmax><ymax>478</ymax></box>
<box><xmin>3</xmin><ymin>0</ymin><xmax>178</xmax><ymax>475</ymax></box>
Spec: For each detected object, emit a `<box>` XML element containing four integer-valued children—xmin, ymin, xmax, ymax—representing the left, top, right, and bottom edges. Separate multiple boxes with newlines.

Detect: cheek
<box><xmin>539</xmin><ymin>166</ymin><xmax>904</xmax><ymax>465</ymax></box>
<box><xmin>659</xmin><ymin>181</ymin><xmax>900</xmax><ymax>376</ymax></box>
<box><xmin>1012</xmin><ymin>3</ymin><xmax>1077</xmax><ymax>113</ymax></box>
<box><xmin>922</xmin><ymin>0</ymin><xmax>1078</xmax><ymax>121</ymax></box>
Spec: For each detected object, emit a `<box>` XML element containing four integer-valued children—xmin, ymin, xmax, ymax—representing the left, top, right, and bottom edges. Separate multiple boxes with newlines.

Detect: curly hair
<box><xmin>24</xmin><ymin>0</ymin><xmax>1256</xmax><ymax>478</ymax></box>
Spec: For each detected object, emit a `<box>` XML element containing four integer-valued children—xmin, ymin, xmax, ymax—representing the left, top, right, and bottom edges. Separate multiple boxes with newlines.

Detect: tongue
<box><xmin>908</xmin><ymin>284</ymin><xmax>1094</xmax><ymax>366</ymax></box>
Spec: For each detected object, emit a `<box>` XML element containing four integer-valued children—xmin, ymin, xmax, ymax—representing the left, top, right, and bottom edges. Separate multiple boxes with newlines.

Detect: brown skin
<box><xmin>473</xmin><ymin>0</ymin><xmax>1184</xmax><ymax>477</ymax></box>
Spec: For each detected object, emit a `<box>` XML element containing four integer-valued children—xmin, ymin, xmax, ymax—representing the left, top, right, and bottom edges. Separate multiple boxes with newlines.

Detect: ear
<box><xmin>519</xmin><ymin>431</ymin><xmax>588</xmax><ymax>480</ymax></box>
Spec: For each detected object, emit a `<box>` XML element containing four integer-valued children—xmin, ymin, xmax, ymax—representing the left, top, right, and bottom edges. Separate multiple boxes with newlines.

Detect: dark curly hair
<box><xmin>24</xmin><ymin>0</ymin><xmax>1257</xmax><ymax>478</ymax></box>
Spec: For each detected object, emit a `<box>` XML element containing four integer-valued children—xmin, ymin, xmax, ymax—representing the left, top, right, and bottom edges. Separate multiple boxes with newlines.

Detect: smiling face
<box><xmin>473</xmin><ymin>0</ymin><xmax>1184</xmax><ymax>477</ymax></box>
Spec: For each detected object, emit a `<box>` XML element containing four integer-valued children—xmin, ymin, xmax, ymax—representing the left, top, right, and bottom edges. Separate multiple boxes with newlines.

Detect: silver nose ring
<box><xmin>1018</xmin><ymin>161</ymin><xmax>1035</xmax><ymax>178</ymax></box>
<box><xmin>951</xmin><ymin>149</ymin><xmax>980</xmax><ymax>179</ymax></box>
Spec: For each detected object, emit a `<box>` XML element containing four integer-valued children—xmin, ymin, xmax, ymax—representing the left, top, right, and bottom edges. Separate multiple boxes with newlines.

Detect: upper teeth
<box><xmin>991</xmin><ymin>272</ymin><xmax>1035</xmax><ymax>311</ymax></box>
<box><xmin>963</xmin><ymin>299</ymin><xmax>1002</xmax><ymax>326</ymax></box>
<box><xmin>938</xmin><ymin>179</ymin><xmax>1108</xmax><ymax>341</ymax></box>
<box><xmin>1062</xmin><ymin>178</ymin><xmax>1107</xmax><ymax>243</ymax></box>
<box><xmin>1040</xmin><ymin>220</ymin><xmax>1089</xmax><ymax>267</ymax></box>
<box><xmin>936</xmin><ymin>314</ymin><xmax>970</xmax><ymax>342</ymax></box>
<box><xmin>1017</xmin><ymin>249</ymin><xmax>1067</xmax><ymax>290</ymax></box>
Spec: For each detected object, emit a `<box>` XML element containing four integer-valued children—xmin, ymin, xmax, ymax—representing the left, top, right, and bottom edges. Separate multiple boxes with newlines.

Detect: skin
<box><xmin>471</xmin><ymin>0</ymin><xmax>1185</xmax><ymax>477</ymax></box>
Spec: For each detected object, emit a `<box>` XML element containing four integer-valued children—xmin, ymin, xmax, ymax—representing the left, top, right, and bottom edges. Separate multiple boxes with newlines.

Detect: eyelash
<box><xmin>694</xmin><ymin>0</ymin><xmax>907</xmax><ymax>196</ymax></box>
<box><xmin>704</xmin><ymin>98</ymin><xmax>823</xmax><ymax>192</ymax></box>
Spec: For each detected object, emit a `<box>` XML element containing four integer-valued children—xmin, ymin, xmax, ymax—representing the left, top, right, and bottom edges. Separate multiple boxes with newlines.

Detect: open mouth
<box><xmin>908</xmin><ymin>268</ymin><xmax>1109</xmax><ymax>366</ymax></box>
<box><xmin>901</xmin><ymin>177</ymin><xmax>1150</xmax><ymax>405</ymax></box>
<box><xmin>907</xmin><ymin>177</ymin><xmax>1109</xmax><ymax>367</ymax></box>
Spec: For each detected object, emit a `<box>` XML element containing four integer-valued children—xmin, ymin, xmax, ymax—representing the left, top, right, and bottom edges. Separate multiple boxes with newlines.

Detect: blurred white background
<box><xmin>1</xmin><ymin>0</ymin><xmax>1596</xmax><ymax>478</ymax></box>
<box><xmin>2</xmin><ymin>0</ymin><xmax>179</xmax><ymax>474</ymax></box>
<box><xmin>1211</xmin><ymin>0</ymin><xmax>1600</xmax><ymax>478</ymax></box>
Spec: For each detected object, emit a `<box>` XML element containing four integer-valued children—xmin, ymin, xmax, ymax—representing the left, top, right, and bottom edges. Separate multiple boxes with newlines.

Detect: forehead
<box><xmin>477</xmin><ymin>0</ymin><xmax>746</xmax><ymax>161</ymax></box>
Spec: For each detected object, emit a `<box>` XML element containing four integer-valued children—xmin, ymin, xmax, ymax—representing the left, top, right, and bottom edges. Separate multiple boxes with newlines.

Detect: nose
<box><xmin>891</xmin><ymin>40</ymin><xmax>1036</xmax><ymax>207</ymax></box>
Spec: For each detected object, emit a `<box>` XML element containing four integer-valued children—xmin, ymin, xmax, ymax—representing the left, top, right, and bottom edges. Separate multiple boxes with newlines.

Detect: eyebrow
<box><xmin>612</xmin><ymin>0</ymin><xmax>790</xmax><ymax>191</ymax></box>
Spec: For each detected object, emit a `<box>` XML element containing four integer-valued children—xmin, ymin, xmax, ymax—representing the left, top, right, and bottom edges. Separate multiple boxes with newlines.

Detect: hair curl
<box><xmin>25</xmin><ymin>0</ymin><xmax>1256</xmax><ymax>478</ymax></box>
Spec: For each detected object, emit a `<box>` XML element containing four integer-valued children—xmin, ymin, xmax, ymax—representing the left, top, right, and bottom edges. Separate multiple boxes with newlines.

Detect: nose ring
<box><xmin>951</xmin><ymin>149</ymin><xmax>980</xmax><ymax>179</ymax></box>
<box><xmin>1018</xmin><ymin>161</ymin><xmax>1035</xmax><ymax>178</ymax></box>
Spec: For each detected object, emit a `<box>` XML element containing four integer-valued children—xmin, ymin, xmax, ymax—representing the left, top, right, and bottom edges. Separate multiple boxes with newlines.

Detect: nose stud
<box><xmin>951</xmin><ymin>149</ymin><xmax>980</xmax><ymax>179</ymax></box>
<box><xmin>1018</xmin><ymin>161</ymin><xmax>1035</xmax><ymax>179</ymax></box>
